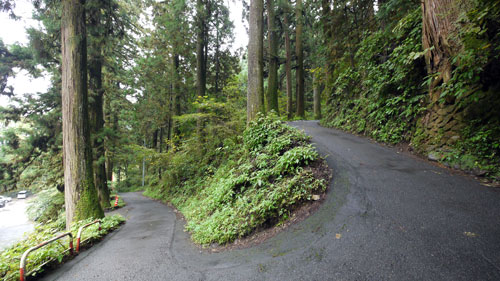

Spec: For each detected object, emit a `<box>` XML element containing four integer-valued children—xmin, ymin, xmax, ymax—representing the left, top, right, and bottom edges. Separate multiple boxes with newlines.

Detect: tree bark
<box><xmin>284</xmin><ymin>10</ymin><xmax>293</xmax><ymax>119</ymax></box>
<box><xmin>62</xmin><ymin>0</ymin><xmax>104</xmax><ymax>229</ymax></box>
<box><xmin>173</xmin><ymin>54</ymin><xmax>181</xmax><ymax>116</ymax></box>
<box><xmin>214</xmin><ymin>8</ymin><xmax>220</xmax><ymax>94</ymax></box>
<box><xmin>106</xmin><ymin>110</ymin><xmax>118</xmax><ymax>182</ymax></box>
<box><xmin>313</xmin><ymin>72</ymin><xmax>322</xmax><ymax>120</ymax></box>
<box><xmin>88</xmin><ymin>3</ymin><xmax>110</xmax><ymax>209</ymax></box>
<box><xmin>196</xmin><ymin>0</ymin><xmax>206</xmax><ymax>97</ymax></box>
<box><xmin>295</xmin><ymin>0</ymin><xmax>305</xmax><ymax>118</ymax></box>
<box><xmin>247</xmin><ymin>0</ymin><xmax>264</xmax><ymax>122</ymax></box>
<box><xmin>266</xmin><ymin>0</ymin><xmax>279</xmax><ymax>114</ymax></box>
<box><xmin>422</xmin><ymin>0</ymin><xmax>459</xmax><ymax>102</ymax></box>
<box><xmin>421</xmin><ymin>0</ymin><xmax>468</xmax><ymax>149</ymax></box>
<box><xmin>158</xmin><ymin>126</ymin><xmax>163</xmax><ymax>179</ymax></box>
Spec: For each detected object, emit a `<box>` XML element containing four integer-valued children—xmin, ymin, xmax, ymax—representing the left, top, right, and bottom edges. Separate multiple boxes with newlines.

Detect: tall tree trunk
<box><xmin>141</xmin><ymin>138</ymin><xmax>145</xmax><ymax>187</ymax></box>
<box><xmin>158</xmin><ymin>126</ymin><xmax>163</xmax><ymax>179</ymax></box>
<box><xmin>378</xmin><ymin>0</ymin><xmax>388</xmax><ymax>30</ymax></box>
<box><xmin>214</xmin><ymin>8</ymin><xmax>220</xmax><ymax>94</ymax></box>
<box><xmin>295</xmin><ymin>0</ymin><xmax>305</xmax><ymax>118</ymax></box>
<box><xmin>266</xmin><ymin>0</ymin><xmax>279</xmax><ymax>114</ymax></box>
<box><xmin>284</xmin><ymin>11</ymin><xmax>293</xmax><ymax>119</ymax></box>
<box><xmin>421</xmin><ymin>0</ymin><xmax>467</xmax><ymax>149</ymax></box>
<box><xmin>152</xmin><ymin>129</ymin><xmax>158</xmax><ymax>150</ymax></box>
<box><xmin>117</xmin><ymin>166</ymin><xmax>121</xmax><ymax>183</ymax></box>
<box><xmin>313</xmin><ymin>72</ymin><xmax>321</xmax><ymax>120</ymax></box>
<box><xmin>172</xmin><ymin>54</ymin><xmax>181</xmax><ymax>147</ymax></box>
<box><xmin>62</xmin><ymin>0</ymin><xmax>103</xmax><ymax>229</ymax></box>
<box><xmin>196</xmin><ymin>0</ymin><xmax>206</xmax><ymax>97</ymax></box>
<box><xmin>106</xmin><ymin>110</ymin><xmax>118</xmax><ymax>182</ymax></box>
<box><xmin>422</xmin><ymin>0</ymin><xmax>459</xmax><ymax>101</ymax></box>
<box><xmin>173</xmin><ymin>54</ymin><xmax>181</xmax><ymax>116</ymax></box>
<box><xmin>247</xmin><ymin>0</ymin><xmax>264</xmax><ymax>122</ymax></box>
<box><xmin>88</xmin><ymin>3</ymin><xmax>110</xmax><ymax>209</ymax></box>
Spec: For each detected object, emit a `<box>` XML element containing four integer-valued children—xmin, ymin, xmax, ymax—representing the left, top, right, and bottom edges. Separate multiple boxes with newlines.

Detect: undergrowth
<box><xmin>321</xmin><ymin>4</ymin><xmax>500</xmax><ymax>179</ymax></box>
<box><xmin>144</xmin><ymin>114</ymin><xmax>330</xmax><ymax>245</ymax></box>
<box><xmin>0</xmin><ymin>215</ymin><xmax>125</xmax><ymax>280</ymax></box>
<box><xmin>321</xmin><ymin>8</ymin><xmax>426</xmax><ymax>145</ymax></box>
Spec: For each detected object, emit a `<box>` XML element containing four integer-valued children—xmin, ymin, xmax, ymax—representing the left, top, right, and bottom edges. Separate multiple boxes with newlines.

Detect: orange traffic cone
<box><xmin>114</xmin><ymin>195</ymin><xmax>119</xmax><ymax>207</ymax></box>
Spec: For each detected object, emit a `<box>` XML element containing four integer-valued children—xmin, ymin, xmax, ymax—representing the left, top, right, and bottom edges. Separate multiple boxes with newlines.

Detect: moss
<box><xmin>74</xmin><ymin>177</ymin><xmax>104</xmax><ymax>221</ymax></box>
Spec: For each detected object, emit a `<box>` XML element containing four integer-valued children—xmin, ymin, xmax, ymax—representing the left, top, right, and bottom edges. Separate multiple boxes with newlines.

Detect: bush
<box><xmin>145</xmin><ymin>114</ymin><xmax>330</xmax><ymax>245</ymax></box>
<box><xmin>27</xmin><ymin>188</ymin><xmax>64</xmax><ymax>223</ymax></box>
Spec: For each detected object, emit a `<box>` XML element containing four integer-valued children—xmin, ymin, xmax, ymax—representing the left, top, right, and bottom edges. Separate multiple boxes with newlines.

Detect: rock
<box><xmin>453</xmin><ymin>164</ymin><xmax>460</xmax><ymax>170</ymax></box>
<box><xmin>312</xmin><ymin>195</ymin><xmax>321</xmax><ymax>201</ymax></box>
<box><xmin>443</xmin><ymin>119</ymin><xmax>458</xmax><ymax>131</ymax></box>
<box><xmin>428</xmin><ymin>152</ymin><xmax>440</xmax><ymax>162</ymax></box>
<box><xmin>447</xmin><ymin>135</ymin><xmax>460</xmax><ymax>145</ymax></box>
<box><xmin>472</xmin><ymin>169</ymin><xmax>487</xmax><ymax>177</ymax></box>
<box><xmin>437</xmin><ymin>115</ymin><xmax>453</xmax><ymax>128</ymax></box>
<box><xmin>437</xmin><ymin>106</ymin><xmax>454</xmax><ymax>116</ymax></box>
<box><xmin>441</xmin><ymin>146</ymin><xmax>452</xmax><ymax>153</ymax></box>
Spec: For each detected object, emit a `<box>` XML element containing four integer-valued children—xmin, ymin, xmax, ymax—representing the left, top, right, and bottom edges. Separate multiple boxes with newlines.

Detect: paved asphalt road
<box><xmin>41</xmin><ymin>121</ymin><xmax>500</xmax><ymax>281</ymax></box>
<box><xmin>0</xmin><ymin>199</ymin><xmax>34</xmax><ymax>251</ymax></box>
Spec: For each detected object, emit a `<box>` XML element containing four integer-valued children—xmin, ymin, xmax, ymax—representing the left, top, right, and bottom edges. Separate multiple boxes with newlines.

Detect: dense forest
<box><xmin>0</xmin><ymin>0</ymin><xmax>499</xmax><ymax>254</ymax></box>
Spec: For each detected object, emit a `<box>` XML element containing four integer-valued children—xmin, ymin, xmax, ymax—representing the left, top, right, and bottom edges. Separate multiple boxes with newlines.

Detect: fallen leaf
<box><xmin>335</xmin><ymin>233</ymin><xmax>341</xmax><ymax>239</ymax></box>
<box><xmin>464</xmin><ymin>231</ymin><xmax>478</xmax><ymax>238</ymax></box>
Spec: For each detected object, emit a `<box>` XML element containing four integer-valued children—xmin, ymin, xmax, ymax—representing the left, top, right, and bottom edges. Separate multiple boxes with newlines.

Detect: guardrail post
<box><xmin>76</xmin><ymin>220</ymin><xmax>102</xmax><ymax>253</ymax></box>
<box><xmin>19</xmin><ymin>232</ymin><xmax>73</xmax><ymax>281</ymax></box>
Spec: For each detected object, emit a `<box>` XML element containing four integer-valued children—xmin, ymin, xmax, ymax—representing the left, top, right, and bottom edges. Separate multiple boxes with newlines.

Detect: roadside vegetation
<box><xmin>0</xmin><ymin>186</ymin><xmax>126</xmax><ymax>280</ymax></box>
<box><xmin>320</xmin><ymin>1</ymin><xmax>500</xmax><ymax>181</ymax></box>
<box><xmin>145</xmin><ymin>114</ymin><xmax>330</xmax><ymax>245</ymax></box>
<box><xmin>0</xmin><ymin>1</ymin><xmax>498</xmax><ymax>278</ymax></box>
<box><xmin>0</xmin><ymin>215</ymin><xmax>125</xmax><ymax>280</ymax></box>
<box><xmin>107</xmin><ymin>193</ymin><xmax>126</xmax><ymax>210</ymax></box>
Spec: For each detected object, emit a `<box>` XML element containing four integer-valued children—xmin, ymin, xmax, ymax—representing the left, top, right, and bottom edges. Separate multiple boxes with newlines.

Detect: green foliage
<box><xmin>0</xmin><ymin>215</ymin><xmax>125</xmax><ymax>280</ymax></box>
<box><xmin>322</xmin><ymin>8</ymin><xmax>426</xmax><ymax>144</ymax></box>
<box><xmin>275</xmin><ymin>146</ymin><xmax>318</xmax><ymax>174</ymax></box>
<box><xmin>145</xmin><ymin>114</ymin><xmax>328</xmax><ymax>245</ymax></box>
<box><xmin>437</xmin><ymin>0</ymin><xmax>500</xmax><ymax>102</ymax></box>
<box><xmin>321</xmin><ymin>1</ymin><xmax>500</xmax><ymax>177</ymax></box>
<box><xmin>27</xmin><ymin>188</ymin><xmax>64</xmax><ymax>224</ymax></box>
<box><xmin>440</xmin><ymin>120</ymin><xmax>500</xmax><ymax>177</ymax></box>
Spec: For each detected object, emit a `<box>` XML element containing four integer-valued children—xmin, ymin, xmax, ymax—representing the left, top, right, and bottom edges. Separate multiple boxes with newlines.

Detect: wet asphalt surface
<box><xmin>0</xmin><ymin>199</ymin><xmax>34</xmax><ymax>251</ymax></box>
<box><xmin>40</xmin><ymin>121</ymin><xmax>500</xmax><ymax>280</ymax></box>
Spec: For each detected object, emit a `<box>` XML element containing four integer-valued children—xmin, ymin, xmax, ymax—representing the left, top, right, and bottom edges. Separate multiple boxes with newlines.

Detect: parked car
<box><xmin>0</xmin><ymin>195</ymin><xmax>12</xmax><ymax>202</ymax></box>
<box><xmin>17</xmin><ymin>190</ymin><xmax>28</xmax><ymax>199</ymax></box>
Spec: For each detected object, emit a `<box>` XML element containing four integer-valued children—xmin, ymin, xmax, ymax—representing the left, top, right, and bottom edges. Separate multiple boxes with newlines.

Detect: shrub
<box><xmin>145</xmin><ymin>114</ymin><xmax>330</xmax><ymax>245</ymax></box>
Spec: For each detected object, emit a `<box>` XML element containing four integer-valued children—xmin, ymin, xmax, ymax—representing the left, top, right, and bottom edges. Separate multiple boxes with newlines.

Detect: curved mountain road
<box><xmin>41</xmin><ymin>121</ymin><xmax>500</xmax><ymax>280</ymax></box>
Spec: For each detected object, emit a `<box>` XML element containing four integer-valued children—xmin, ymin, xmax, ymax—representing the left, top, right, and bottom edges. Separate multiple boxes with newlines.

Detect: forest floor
<box><xmin>39</xmin><ymin>121</ymin><xmax>500</xmax><ymax>281</ymax></box>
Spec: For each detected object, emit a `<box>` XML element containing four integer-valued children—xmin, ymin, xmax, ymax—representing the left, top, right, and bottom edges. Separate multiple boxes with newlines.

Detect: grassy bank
<box><xmin>144</xmin><ymin>114</ymin><xmax>331</xmax><ymax>245</ymax></box>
